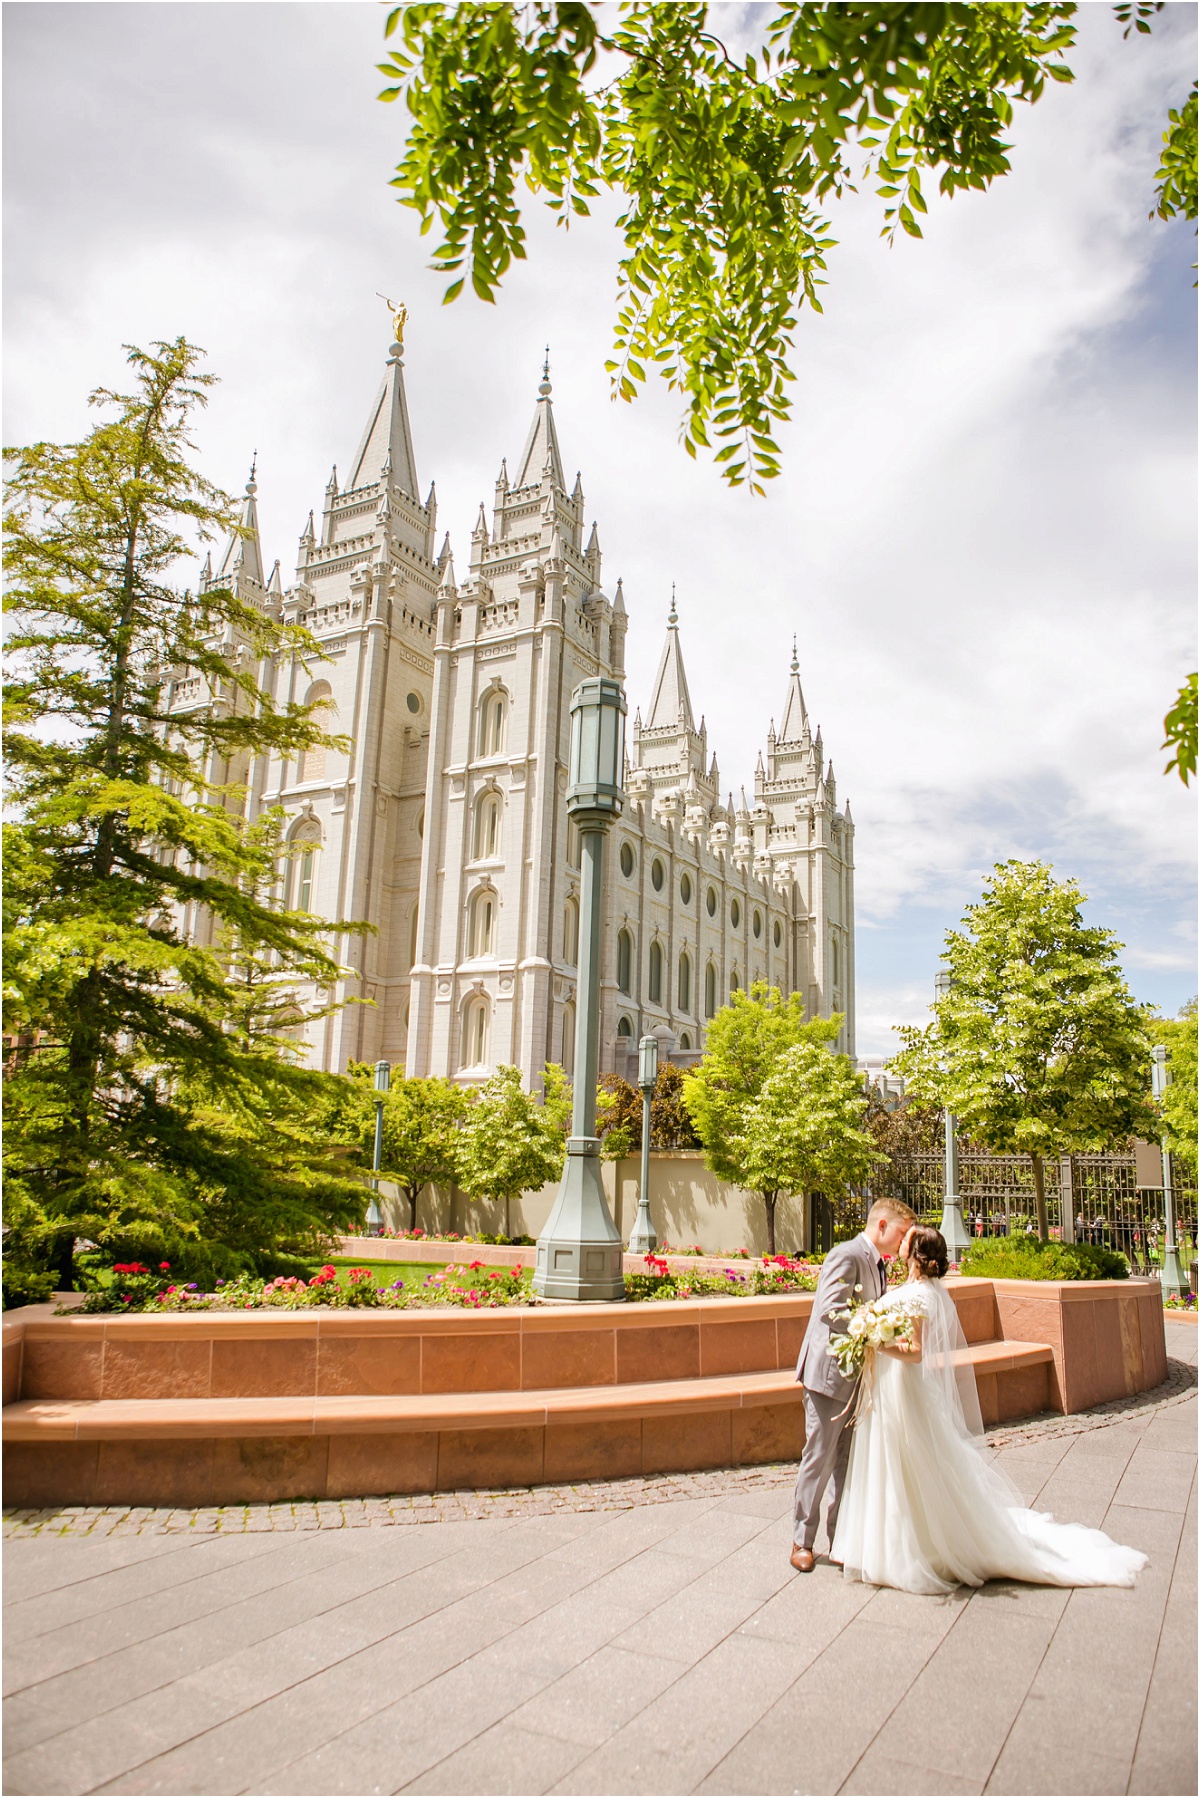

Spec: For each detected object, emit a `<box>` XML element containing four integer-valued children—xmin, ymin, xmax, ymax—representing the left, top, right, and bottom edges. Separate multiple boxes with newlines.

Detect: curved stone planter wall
<box><xmin>1</xmin><ymin>1278</ymin><xmax>1167</xmax><ymax>1509</ymax></box>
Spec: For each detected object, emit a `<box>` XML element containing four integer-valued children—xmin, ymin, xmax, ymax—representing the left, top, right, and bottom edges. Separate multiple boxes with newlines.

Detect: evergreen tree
<box><xmin>892</xmin><ymin>861</ymin><xmax>1157</xmax><ymax>1240</ymax></box>
<box><xmin>684</xmin><ymin>982</ymin><xmax>843</xmax><ymax>1252</ymax></box>
<box><xmin>3</xmin><ymin>337</ymin><xmax>360</xmax><ymax>1291</ymax></box>
<box><xmin>454</xmin><ymin>1064</ymin><xmax>568</xmax><ymax>1239</ymax></box>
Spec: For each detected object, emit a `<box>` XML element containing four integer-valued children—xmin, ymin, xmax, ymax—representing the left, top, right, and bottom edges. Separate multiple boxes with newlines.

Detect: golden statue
<box><xmin>376</xmin><ymin>293</ymin><xmax>408</xmax><ymax>346</ymax></box>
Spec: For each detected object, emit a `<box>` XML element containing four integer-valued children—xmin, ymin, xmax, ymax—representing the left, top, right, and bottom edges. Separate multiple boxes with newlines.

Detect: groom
<box><xmin>790</xmin><ymin>1197</ymin><xmax>917</xmax><ymax>1571</ymax></box>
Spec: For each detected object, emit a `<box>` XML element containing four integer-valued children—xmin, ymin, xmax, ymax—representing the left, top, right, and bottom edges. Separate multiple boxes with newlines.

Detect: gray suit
<box><xmin>792</xmin><ymin>1233</ymin><xmax>886</xmax><ymax>1550</ymax></box>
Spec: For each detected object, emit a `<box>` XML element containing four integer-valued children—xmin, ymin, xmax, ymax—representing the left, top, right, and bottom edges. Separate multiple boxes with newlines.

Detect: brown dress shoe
<box><xmin>790</xmin><ymin>1544</ymin><xmax>816</xmax><ymax>1572</ymax></box>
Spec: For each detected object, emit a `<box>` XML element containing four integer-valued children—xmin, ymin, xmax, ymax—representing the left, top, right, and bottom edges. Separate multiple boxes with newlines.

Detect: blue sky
<box><xmin>5</xmin><ymin>1</ymin><xmax>1196</xmax><ymax>1055</ymax></box>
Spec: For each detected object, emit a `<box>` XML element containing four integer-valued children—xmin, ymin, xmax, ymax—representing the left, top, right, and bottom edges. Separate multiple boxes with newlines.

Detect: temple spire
<box><xmin>777</xmin><ymin>635</ymin><xmax>808</xmax><ymax>742</ymax></box>
<box><xmin>513</xmin><ymin>350</ymin><xmax>565</xmax><ymax>488</ymax></box>
<box><xmin>645</xmin><ymin>590</ymin><xmax>695</xmax><ymax>731</ymax></box>
<box><xmin>215</xmin><ymin>458</ymin><xmax>264</xmax><ymax>586</ymax></box>
<box><xmin>345</xmin><ymin>327</ymin><xmax>419</xmax><ymax>498</ymax></box>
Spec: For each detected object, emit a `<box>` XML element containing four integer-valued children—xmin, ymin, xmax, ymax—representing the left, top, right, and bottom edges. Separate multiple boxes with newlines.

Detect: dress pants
<box><xmin>792</xmin><ymin>1387</ymin><xmax>855</xmax><ymax>1550</ymax></box>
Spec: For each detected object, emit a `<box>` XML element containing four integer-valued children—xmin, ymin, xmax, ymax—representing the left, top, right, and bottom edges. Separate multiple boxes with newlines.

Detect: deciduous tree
<box><xmin>892</xmin><ymin>861</ymin><xmax>1157</xmax><ymax>1240</ymax></box>
<box><xmin>454</xmin><ymin>1064</ymin><xmax>568</xmax><ymax>1238</ymax></box>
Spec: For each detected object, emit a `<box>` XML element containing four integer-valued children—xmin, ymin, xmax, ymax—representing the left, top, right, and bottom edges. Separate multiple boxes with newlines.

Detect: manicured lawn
<box><xmin>324</xmin><ymin>1257</ymin><xmax>448</xmax><ymax>1290</ymax></box>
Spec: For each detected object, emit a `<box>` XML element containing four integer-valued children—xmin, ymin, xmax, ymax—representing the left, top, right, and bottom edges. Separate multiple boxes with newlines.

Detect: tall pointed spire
<box><xmin>645</xmin><ymin>590</ymin><xmax>695</xmax><ymax>731</ymax></box>
<box><xmin>513</xmin><ymin>350</ymin><xmax>565</xmax><ymax>489</ymax></box>
<box><xmin>346</xmin><ymin>329</ymin><xmax>419</xmax><ymax>498</ymax></box>
<box><xmin>778</xmin><ymin>635</ymin><xmax>808</xmax><ymax>742</ymax></box>
<box><xmin>216</xmin><ymin>459</ymin><xmax>264</xmax><ymax>585</ymax></box>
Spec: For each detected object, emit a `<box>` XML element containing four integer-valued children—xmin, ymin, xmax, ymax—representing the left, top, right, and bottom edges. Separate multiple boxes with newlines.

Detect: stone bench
<box><xmin>1</xmin><ymin>1339</ymin><xmax>1055</xmax><ymax>1509</ymax></box>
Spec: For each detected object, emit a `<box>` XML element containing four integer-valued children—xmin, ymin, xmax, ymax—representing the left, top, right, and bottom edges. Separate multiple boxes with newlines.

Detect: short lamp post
<box><xmin>1151</xmin><ymin>1045</ymin><xmax>1187</xmax><ymax>1301</ymax></box>
<box><xmin>367</xmin><ymin>1059</ymin><xmax>389</xmax><ymax>1237</ymax></box>
<box><xmin>628</xmin><ymin>1034</ymin><xmax>660</xmax><ymax>1255</ymax></box>
<box><xmin>934</xmin><ymin>973</ymin><xmax>971</xmax><ymax>1264</ymax></box>
<box><xmin>534</xmin><ymin>678</ymin><xmax>628</xmax><ymax>1302</ymax></box>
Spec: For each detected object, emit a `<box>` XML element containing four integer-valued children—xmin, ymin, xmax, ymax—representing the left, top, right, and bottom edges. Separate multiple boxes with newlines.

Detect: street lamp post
<box><xmin>1152</xmin><ymin>1045</ymin><xmax>1187</xmax><ymax>1301</ymax></box>
<box><xmin>367</xmin><ymin>1059</ymin><xmax>390</xmax><ymax>1236</ymax></box>
<box><xmin>534</xmin><ymin>678</ymin><xmax>628</xmax><ymax>1302</ymax></box>
<box><xmin>628</xmin><ymin>1034</ymin><xmax>660</xmax><ymax>1255</ymax></box>
<box><xmin>934</xmin><ymin>973</ymin><xmax>971</xmax><ymax>1264</ymax></box>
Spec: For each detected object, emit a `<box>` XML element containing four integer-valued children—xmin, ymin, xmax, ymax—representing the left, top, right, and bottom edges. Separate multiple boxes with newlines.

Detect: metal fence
<box><xmin>862</xmin><ymin>1149</ymin><xmax>1197</xmax><ymax>1275</ymax></box>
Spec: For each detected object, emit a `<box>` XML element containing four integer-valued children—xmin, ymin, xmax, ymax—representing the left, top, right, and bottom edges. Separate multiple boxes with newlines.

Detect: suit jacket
<box><xmin>795</xmin><ymin>1235</ymin><xmax>886</xmax><ymax>1402</ymax></box>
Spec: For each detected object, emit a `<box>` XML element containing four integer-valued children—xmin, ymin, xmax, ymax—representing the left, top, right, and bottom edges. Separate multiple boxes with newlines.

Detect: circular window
<box><xmin>753</xmin><ymin>909</ymin><xmax>762</xmax><ymax>938</ymax></box>
<box><xmin>730</xmin><ymin>898</ymin><xmax>741</xmax><ymax>929</ymax></box>
<box><xmin>651</xmin><ymin>857</ymin><xmax>664</xmax><ymax>891</ymax></box>
<box><xmin>706</xmin><ymin>886</ymin><xmax>717</xmax><ymax>917</ymax></box>
<box><xmin>680</xmin><ymin>872</ymin><xmax>693</xmax><ymax>906</ymax></box>
<box><xmin>620</xmin><ymin>841</ymin><xmax>635</xmax><ymax>879</ymax></box>
<box><xmin>416</xmin><ymin>808</ymin><xmax>425</xmax><ymax>839</ymax></box>
<box><xmin>406</xmin><ymin>691</ymin><xmax>422</xmax><ymax>714</ymax></box>
<box><xmin>773</xmin><ymin>919</ymin><xmax>782</xmax><ymax>948</ymax></box>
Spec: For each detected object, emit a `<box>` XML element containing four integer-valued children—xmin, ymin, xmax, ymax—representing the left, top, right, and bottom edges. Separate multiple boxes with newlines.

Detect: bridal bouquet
<box><xmin>829</xmin><ymin>1293</ymin><xmax>918</xmax><ymax>1379</ymax></box>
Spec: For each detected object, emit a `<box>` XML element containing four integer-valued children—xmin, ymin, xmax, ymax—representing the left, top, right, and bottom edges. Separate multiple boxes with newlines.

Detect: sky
<box><xmin>4</xmin><ymin>0</ymin><xmax>1196</xmax><ymax>1057</ymax></box>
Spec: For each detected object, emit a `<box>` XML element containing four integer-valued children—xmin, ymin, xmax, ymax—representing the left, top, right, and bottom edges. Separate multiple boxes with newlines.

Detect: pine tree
<box><xmin>3</xmin><ymin>338</ymin><xmax>362</xmax><ymax>1291</ymax></box>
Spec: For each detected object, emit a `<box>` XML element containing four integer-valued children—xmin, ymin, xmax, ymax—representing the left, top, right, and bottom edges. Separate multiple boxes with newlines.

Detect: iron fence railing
<box><xmin>851</xmin><ymin>1149</ymin><xmax>1197</xmax><ymax>1276</ymax></box>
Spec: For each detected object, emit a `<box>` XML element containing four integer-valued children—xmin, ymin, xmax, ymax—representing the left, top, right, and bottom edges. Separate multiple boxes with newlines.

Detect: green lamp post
<box><xmin>1151</xmin><ymin>1045</ymin><xmax>1187</xmax><ymax>1301</ymax></box>
<box><xmin>934</xmin><ymin>972</ymin><xmax>971</xmax><ymax>1264</ymax></box>
<box><xmin>534</xmin><ymin>678</ymin><xmax>627</xmax><ymax>1302</ymax></box>
<box><xmin>628</xmin><ymin>1033</ymin><xmax>659</xmax><ymax>1255</ymax></box>
<box><xmin>367</xmin><ymin>1059</ymin><xmax>389</xmax><ymax>1236</ymax></box>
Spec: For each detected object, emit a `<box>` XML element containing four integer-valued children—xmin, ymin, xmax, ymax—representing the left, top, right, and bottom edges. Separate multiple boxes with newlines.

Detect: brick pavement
<box><xmin>3</xmin><ymin>1320</ymin><xmax>1195</xmax><ymax>1795</ymax></box>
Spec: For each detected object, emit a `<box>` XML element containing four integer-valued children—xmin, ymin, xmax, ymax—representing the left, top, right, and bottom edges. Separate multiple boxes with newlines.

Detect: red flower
<box><xmin>159</xmin><ymin>1262</ymin><xmax>171</xmax><ymax>1271</ymax></box>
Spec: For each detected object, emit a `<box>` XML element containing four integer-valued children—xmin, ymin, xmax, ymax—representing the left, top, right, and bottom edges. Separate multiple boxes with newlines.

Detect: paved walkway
<box><xmin>4</xmin><ymin>1323</ymin><xmax>1195</xmax><ymax>1797</ymax></box>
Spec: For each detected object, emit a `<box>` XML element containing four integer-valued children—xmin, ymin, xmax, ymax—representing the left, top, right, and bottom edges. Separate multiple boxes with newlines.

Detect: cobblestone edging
<box><xmin>5</xmin><ymin>1359</ymin><xmax>1194</xmax><ymax>1541</ymax></box>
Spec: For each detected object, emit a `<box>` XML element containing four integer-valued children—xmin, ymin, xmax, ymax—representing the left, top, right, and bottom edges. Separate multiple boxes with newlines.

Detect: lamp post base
<box><xmin>534</xmin><ymin>1139</ymin><xmax>625</xmax><ymax>1303</ymax></box>
<box><xmin>1160</xmin><ymin>1246</ymin><xmax>1189</xmax><ymax>1304</ymax></box>
<box><xmin>940</xmin><ymin>1199</ymin><xmax>972</xmax><ymax>1266</ymax></box>
<box><xmin>628</xmin><ymin>1209</ymin><xmax>657</xmax><ymax>1257</ymax></box>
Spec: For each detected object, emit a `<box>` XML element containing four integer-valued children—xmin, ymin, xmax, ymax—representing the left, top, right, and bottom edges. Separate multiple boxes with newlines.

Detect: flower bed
<box><xmin>64</xmin><ymin>1254</ymin><xmax>818</xmax><ymax>1315</ymax></box>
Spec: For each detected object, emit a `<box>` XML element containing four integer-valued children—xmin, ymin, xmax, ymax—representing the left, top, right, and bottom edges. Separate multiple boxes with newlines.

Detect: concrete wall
<box><xmin>375</xmin><ymin>1151</ymin><xmax>810</xmax><ymax>1256</ymax></box>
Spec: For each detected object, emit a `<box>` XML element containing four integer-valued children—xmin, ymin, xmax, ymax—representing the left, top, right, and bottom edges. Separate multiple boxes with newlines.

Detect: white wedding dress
<box><xmin>831</xmin><ymin>1277</ymin><xmax>1149</xmax><ymax>1596</ymax></box>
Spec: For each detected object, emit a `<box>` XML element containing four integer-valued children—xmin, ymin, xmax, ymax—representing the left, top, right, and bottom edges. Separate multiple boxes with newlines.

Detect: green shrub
<box><xmin>959</xmin><ymin>1238</ymin><xmax>1129</xmax><ymax>1281</ymax></box>
<box><xmin>1</xmin><ymin>1262</ymin><xmax>56</xmax><ymax>1310</ymax></box>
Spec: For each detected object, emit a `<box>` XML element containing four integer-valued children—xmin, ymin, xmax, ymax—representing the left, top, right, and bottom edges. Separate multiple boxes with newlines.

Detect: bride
<box><xmin>831</xmin><ymin>1224</ymin><xmax>1149</xmax><ymax>1596</ymax></box>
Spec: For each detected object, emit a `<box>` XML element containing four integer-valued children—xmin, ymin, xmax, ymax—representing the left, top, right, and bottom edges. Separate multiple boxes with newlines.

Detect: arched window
<box><xmin>832</xmin><ymin>936</ymin><xmax>840</xmax><ymax>985</ymax></box>
<box><xmin>290</xmin><ymin>826</ymin><xmax>321</xmax><ymax>912</ymax></box>
<box><xmin>566</xmin><ymin>820</ymin><xmax>581</xmax><ymax>869</ymax></box>
<box><xmin>468</xmin><ymin>887</ymin><xmax>495</xmax><ymax>958</ymax></box>
<box><xmin>563</xmin><ymin>896</ymin><xmax>579</xmax><ymax>965</ymax></box>
<box><xmin>677</xmin><ymin>951</ymin><xmax>691</xmax><ymax>1014</ymax></box>
<box><xmin>463</xmin><ymin>997</ymin><xmax>490</xmax><ymax>1068</ymax></box>
<box><xmin>561</xmin><ymin>1002</ymin><xmax>576</xmax><ymax>1076</ymax></box>
<box><xmin>648</xmin><ymin>940</ymin><xmax>663</xmax><ymax>1005</ymax></box>
<box><xmin>617</xmin><ymin>928</ymin><xmax>633</xmax><ymax>995</ymax></box>
<box><xmin>617</xmin><ymin>1015</ymin><xmax>633</xmax><ymax>1039</ymax></box>
<box><xmin>680</xmin><ymin>1031</ymin><xmax>692</xmax><ymax>1051</ymax></box>
<box><xmin>296</xmin><ymin>848</ymin><xmax>315</xmax><ymax>913</ymax></box>
<box><xmin>478</xmin><ymin>688</ymin><xmax>507</xmax><ymax>757</ymax></box>
<box><xmin>705</xmin><ymin>961</ymin><xmax>717</xmax><ymax>1019</ymax></box>
<box><xmin>297</xmin><ymin>681</ymin><xmax>333</xmax><ymax>783</ymax></box>
<box><xmin>730</xmin><ymin>967</ymin><xmax>740</xmax><ymax>996</ymax></box>
<box><xmin>474</xmin><ymin>790</ymin><xmax>501</xmax><ymax>859</ymax></box>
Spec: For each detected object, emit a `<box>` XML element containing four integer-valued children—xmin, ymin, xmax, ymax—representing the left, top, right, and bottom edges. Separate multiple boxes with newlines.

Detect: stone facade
<box><xmin>177</xmin><ymin>328</ymin><xmax>855</xmax><ymax>1087</ymax></box>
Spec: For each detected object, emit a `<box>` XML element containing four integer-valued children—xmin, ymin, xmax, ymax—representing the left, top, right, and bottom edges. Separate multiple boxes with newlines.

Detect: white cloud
<box><xmin>4</xmin><ymin>0</ymin><xmax>1195</xmax><ymax>1054</ymax></box>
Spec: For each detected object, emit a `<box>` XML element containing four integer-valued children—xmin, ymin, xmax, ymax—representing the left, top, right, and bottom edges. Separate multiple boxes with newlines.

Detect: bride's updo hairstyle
<box><xmin>907</xmin><ymin>1226</ymin><xmax>949</xmax><ymax>1279</ymax></box>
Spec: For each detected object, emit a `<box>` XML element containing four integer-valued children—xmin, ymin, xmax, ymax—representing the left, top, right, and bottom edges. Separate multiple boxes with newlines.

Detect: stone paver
<box><xmin>3</xmin><ymin>1323</ymin><xmax>1195</xmax><ymax>1796</ymax></box>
